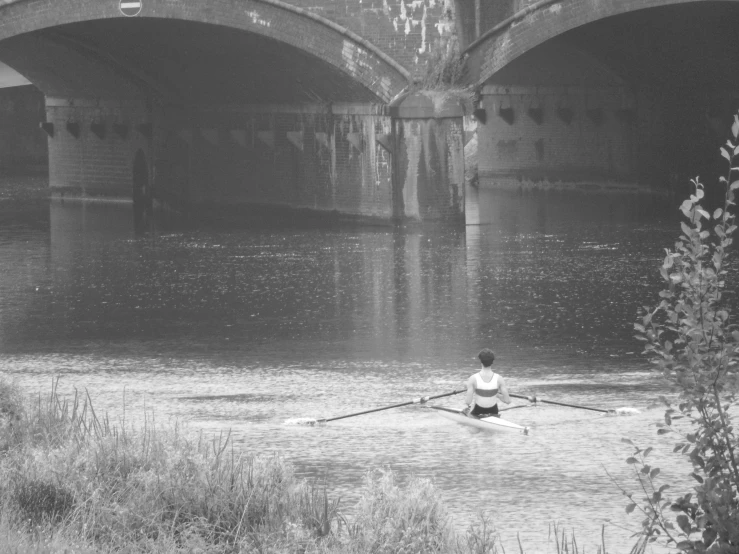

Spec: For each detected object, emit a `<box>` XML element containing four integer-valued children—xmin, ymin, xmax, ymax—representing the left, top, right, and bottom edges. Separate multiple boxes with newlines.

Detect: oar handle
<box><xmin>319</xmin><ymin>389</ymin><xmax>465</xmax><ymax>423</ymax></box>
<box><xmin>510</xmin><ymin>393</ymin><xmax>611</xmax><ymax>414</ymax></box>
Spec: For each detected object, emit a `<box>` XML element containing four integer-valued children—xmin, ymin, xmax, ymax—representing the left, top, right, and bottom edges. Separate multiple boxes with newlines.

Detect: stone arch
<box><xmin>0</xmin><ymin>0</ymin><xmax>409</xmax><ymax>102</ymax></box>
<box><xmin>463</xmin><ymin>0</ymin><xmax>738</xmax><ymax>87</ymax></box>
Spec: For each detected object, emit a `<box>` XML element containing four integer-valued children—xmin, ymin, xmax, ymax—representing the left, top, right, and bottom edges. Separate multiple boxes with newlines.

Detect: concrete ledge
<box><xmin>481</xmin><ymin>85</ymin><xmax>633</xmax><ymax>99</ymax></box>
<box><xmin>51</xmin><ymin>186</ymin><xmax>132</xmax><ymax>202</ymax></box>
<box><xmin>190</xmin><ymin>201</ymin><xmax>395</xmax><ymax>227</ymax></box>
<box><xmin>46</xmin><ymin>97</ymin><xmax>146</xmax><ymax>108</ymax></box>
<box><xmin>204</xmin><ymin>103</ymin><xmax>390</xmax><ymax>116</ymax></box>
<box><xmin>478</xmin><ymin>175</ymin><xmax>669</xmax><ymax>195</ymax></box>
<box><xmin>390</xmin><ymin>91</ymin><xmax>465</xmax><ymax>119</ymax></box>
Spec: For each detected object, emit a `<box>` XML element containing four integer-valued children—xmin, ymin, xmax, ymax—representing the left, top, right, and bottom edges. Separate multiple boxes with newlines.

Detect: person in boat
<box><xmin>462</xmin><ymin>348</ymin><xmax>511</xmax><ymax>417</ymax></box>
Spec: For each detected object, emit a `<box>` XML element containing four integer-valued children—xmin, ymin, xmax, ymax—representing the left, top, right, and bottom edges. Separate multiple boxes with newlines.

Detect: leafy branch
<box><xmin>626</xmin><ymin>112</ymin><xmax>739</xmax><ymax>552</ymax></box>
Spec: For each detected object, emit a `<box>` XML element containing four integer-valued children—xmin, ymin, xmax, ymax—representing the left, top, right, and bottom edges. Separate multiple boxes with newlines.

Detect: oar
<box><xmin>293</xmin><ymin>389</ymin><xmax>465</xmax><ymax>425</ymax></box>
<box><xmin>510</xmin><ymin>393</ymin><xmax>616</xmax><ymax>414</ymax></box>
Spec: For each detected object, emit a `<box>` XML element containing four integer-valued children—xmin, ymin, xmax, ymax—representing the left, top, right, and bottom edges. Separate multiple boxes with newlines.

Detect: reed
<box><xmin>0</xmin><ymin>378</ymin><xmax>605</xmax><ymax>553</ymax></box>
<box><xmin>334</xmin><ymin>469</ymin><xmax>454</xmax><ymax>553</ymax></box>
<box><xmin>0</xmin><ymin>378</ymin><xmax>334</xmax><ymax>552</ymax></box>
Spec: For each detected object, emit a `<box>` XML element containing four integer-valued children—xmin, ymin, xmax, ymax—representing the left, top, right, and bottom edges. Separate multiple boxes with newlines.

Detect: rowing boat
<box><xmin>428</xmin><ymin>406</ymin><xmax>530</xmax><ymax>435</ymax></box>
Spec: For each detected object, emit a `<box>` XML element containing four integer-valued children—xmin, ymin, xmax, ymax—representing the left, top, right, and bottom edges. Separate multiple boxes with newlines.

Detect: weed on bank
<box><xmin>0</xmin><ymin>378</ymin><xmax>606</xmax><ymax>553</ymax></box>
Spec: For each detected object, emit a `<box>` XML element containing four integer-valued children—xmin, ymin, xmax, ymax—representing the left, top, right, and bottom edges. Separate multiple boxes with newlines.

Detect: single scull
<box><xmin>428</xmin><ymin>406</ymin><xmax>530</xmax><ymax>435</ymax></box>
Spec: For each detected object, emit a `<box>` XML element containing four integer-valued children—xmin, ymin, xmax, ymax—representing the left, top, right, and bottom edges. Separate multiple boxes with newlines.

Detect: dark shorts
<box><xmin>471</xmin><ymin>404</ymin><xmax>499</xmax><ymax>417</ymax></box>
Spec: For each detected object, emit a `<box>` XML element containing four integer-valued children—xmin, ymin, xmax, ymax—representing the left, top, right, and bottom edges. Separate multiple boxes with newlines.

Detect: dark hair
<box><xmin>478</xmin><ymin>348</ymin><xmax>495</xmax><ymax>367</ymax></box>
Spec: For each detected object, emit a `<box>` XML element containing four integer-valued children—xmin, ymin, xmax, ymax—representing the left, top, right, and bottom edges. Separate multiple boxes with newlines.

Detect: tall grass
<box><xmin>0</xmin><ymin>378</ymin><xmax>338</xmax><ymax>552</ymax></box>
<box><xmin>336</xmin><ymin>469</ymin><xmax>453</xmax><ymax>553</ymax></box>
<box><xmin>0</xmin><ymin>378</ymin><xmax>607</xmax><ymax>553</ymax></box>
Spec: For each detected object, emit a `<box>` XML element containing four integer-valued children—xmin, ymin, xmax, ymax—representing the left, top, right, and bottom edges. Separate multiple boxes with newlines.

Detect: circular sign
<box><xmin>119</xmin><ymin>0</ymin><xmax>142</xmax><ymax>17</ymax></box>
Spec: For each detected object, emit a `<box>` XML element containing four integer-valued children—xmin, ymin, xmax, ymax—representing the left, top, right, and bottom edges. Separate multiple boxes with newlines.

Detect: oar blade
<box><xmin>284</xmin><ymin>417</ymin><xmax>320</xmax><ymax>425</ymax></box>
<box><xmin>611</xmin><ymin>407</ymin><xmax>641</xmax><ymax>416</ymax></box>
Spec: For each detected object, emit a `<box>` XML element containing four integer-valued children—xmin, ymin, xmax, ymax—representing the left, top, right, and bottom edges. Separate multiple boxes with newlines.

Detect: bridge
<box><xmin>0</xmin><ymin>0</ymin><xmax>736</xmax><ymax>224</ymax></box>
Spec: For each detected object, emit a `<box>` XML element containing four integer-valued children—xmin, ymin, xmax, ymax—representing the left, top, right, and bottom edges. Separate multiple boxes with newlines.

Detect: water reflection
<box><xmin>477</xmin><ymin>188</ymin><xmax>672</xmax><ymax>227</ymax></box>
<box><xmin>0</xmin><ymin>182</ymin><xmax>705</xmax><ymax>551</ymax></box>
<box><xmin>39</xmin><ymin>199</ymin><xmax>483</xmax><ymax>364</ymax></box>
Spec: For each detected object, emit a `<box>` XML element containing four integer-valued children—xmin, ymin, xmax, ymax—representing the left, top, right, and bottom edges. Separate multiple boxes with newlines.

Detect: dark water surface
<box><xmin>0</xmin><ymin>177</ymin><xmax>703</xmax><ymax>551</ymax></box>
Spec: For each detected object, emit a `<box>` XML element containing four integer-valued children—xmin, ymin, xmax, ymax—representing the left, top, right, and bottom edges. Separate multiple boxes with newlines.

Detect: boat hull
<box><xmin>429</xmin><ymin>406</ymin><xmax>529</xmax><ymax>435</ymax></box>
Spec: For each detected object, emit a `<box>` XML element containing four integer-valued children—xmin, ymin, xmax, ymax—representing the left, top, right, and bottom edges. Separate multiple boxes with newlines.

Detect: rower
<box><xmin>463</xmin><ymin>348</ymin><xmax>512</xmax><ymax>418</ymax></box>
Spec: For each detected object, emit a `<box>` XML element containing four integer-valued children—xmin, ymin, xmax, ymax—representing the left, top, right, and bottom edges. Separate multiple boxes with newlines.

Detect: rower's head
<box><xmin>478</xmin><ymin>348</ymin><xmax>495</xmax><ymax>368</ymax></box>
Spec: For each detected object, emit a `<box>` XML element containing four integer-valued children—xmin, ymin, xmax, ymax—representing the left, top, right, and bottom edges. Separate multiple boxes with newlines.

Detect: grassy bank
<box><xmin>0</xmin><ymin>378</ymin><xmax>603</xmax><ymax>553</ymax></box>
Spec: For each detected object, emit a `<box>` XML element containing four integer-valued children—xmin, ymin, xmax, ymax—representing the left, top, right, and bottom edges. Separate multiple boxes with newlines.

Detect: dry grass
<box><xmin>0</xmin><ymin>378</ymin><xmax>608</xmax><ymax>553</ymax></box>
<box><xmin>0</xmin><ymin>378</ymin><xmax>341</xmax><ymax>552</ymax></box>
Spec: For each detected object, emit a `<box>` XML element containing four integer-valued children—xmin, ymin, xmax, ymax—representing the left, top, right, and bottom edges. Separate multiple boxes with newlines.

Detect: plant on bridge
<box><xmin>626</xmin><ymin>113</ymin><xmax>739</xmax><ymax>551</ymax></box>
<box><xmin>421</xmin><ymin>34</ymin><xmax>467</xmax><ymax>90</ymax></box>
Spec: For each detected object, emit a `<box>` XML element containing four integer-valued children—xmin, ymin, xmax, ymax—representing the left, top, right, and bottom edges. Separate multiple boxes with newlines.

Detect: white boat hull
<box><xmin>429</xmin><ymin>406</ymin><xmax>529</xmax><ymax>435</ymax></box>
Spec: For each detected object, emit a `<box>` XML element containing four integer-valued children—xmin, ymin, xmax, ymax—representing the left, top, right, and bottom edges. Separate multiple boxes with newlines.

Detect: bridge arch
<box><xmin>463</xmin><ymin>0</ymin><xmax>739</xmax><ymax>87</ymax></box>
<box><xmin>0</xmin><ymin>0</ymin><xmax>410</xmax><ymax>103</ymax></box>
<box><xmin>463</xmin><ymin>0</ymin><xmax>739</xmax><ymax>196</ymax></box>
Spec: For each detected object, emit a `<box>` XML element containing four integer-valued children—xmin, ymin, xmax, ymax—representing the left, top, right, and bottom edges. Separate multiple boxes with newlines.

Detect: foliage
<box><xmin>338</xmin><ymin>469</ymin><xmax>453</xmax><ymax>553</ymax></box>
<box><xmin>420</xmin><ymin>35</ymin><xmax>467</xmax><ymax>91</ymax></box>
<box><xmin>628</xmin><ymin>113</ymin><xmax>739</xmax><ymax>551</ymax></box>
<box><xmin>460</xmin><ymin>514</ymin><xmax>498</xmax><ymax>554</ymax></box>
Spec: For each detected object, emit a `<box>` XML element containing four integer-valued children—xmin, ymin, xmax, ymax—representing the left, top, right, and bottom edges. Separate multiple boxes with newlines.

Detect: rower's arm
<box><xmin>498</xmin><ymin>377</ymin><xmax>511</xmax><ymax>404</ymax></box>
<box><xmin>464</xmin><ymin>376</ymin><xmax>475</xmax><ymax>407</ymax></box>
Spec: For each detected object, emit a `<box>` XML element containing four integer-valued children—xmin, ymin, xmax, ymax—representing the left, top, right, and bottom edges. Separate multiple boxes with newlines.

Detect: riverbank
<box><xmin>0</xmin><ymin>169</ymin><xmax>672</xmax><ymax>550</ymax></box>
<box><xmin>0</xmin><ymin>379</ymin><xmax>608</xmax><ymax>553</ymax></box>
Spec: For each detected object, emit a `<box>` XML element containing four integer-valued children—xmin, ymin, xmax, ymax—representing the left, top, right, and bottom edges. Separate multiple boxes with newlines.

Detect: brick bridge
<box><xmin>0</xmin><ymin>0</ymin><xmax>737</xmax><ymax>224</ymax></box>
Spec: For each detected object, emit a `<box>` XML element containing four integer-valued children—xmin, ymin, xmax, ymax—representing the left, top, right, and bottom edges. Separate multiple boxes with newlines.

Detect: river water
<box><xmin>0</xmin><ymin>176</ymin><xmax>706</xmax><ymax>552</ymax></box>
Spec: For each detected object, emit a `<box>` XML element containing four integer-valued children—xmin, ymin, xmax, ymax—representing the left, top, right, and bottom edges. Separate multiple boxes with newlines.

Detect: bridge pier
<box><xmin>475</xmin><ymin>83</ymin><xmax>639</xmax><ymax>192</ymax></box>
<box><xmin>390</xmin><ymin>92</ymin><xmax>466</xmax><ymax>224</ymax></box>
<box><xmin>42</xmin><ymin>95</ymin><xmax>469</xmax><ymax>226</ymax></box>
<box><xmin>44</xmin><ymin>100</ymin><xmax>394</xmax><ymax>222</ymax></box>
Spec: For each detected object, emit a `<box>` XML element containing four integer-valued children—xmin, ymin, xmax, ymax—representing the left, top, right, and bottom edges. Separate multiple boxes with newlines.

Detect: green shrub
<box><xmin>627</xmin><ymin>112</ymin><xmax>739</xmax><ymax>551</ymax></box>
<box><xmin>421</xmin><ymin>35</ymin><xmax>466</xmax><ymax>90</ymax></box>
<box><xmin>339</xmin><ymin>469</ymin><xmax>452</xmax><ymax>554</ymax></box>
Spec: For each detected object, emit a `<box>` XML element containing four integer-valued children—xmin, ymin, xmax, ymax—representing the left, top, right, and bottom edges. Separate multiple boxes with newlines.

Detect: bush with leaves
<box><xmin>420</xmin><ymin>34</ymin><xmax>467</xmax><ymax>90</ymax></box>
<box><xmin>627</xmin><ymin>113</ymin><xmax>739</xmax><ymax>552</ymax></box>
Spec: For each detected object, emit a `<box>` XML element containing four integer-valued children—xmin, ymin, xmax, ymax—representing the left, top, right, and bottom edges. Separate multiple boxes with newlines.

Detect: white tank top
<box><xmin>473</xmin><ymin>372</ymin><xmax>499</xmax><ymax>408</ymax></box>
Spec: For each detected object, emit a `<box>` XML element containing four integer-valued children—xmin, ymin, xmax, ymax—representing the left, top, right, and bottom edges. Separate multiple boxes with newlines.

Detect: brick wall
<box><xmin>44</xmin><ymin>99</ymin><xmax>397</xmax><ymax>221</ymax></box>
<box><xmin>394</xmin><ymin>117</ymin><xmax>465</xmax><ymax>221</ymax></box>
<box><xmin>391</xmin><ymin>92</ymin><xmax>465</xmax><ymax>222</ymax></box>
<box><xmin>0</xmin><ymin>84</ymin><xmax>46</xmax><ymax>172</ymax></box>
<box><xmin>478</xmin><ymin>87</ymin><xmax>636</xmax><ymax>187</ymax></box>
<box><xmin>178</xmin><ymin>105</ymin><xmax>394</xmax><ymax>220</ymax></box>
<box><xmin>45</xmin><ymin>98</ymin><xmax>150</xmax><ymax>198</ymax></box>
<box><xmin>476</xmin><ymin>40</ymin><xmax>645</xmax><ymax>190</ymax></box>
<box><xmin>287</xmin><ymin>0</ymin><xmax>454</xmax><ymax>80</ymax></box>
